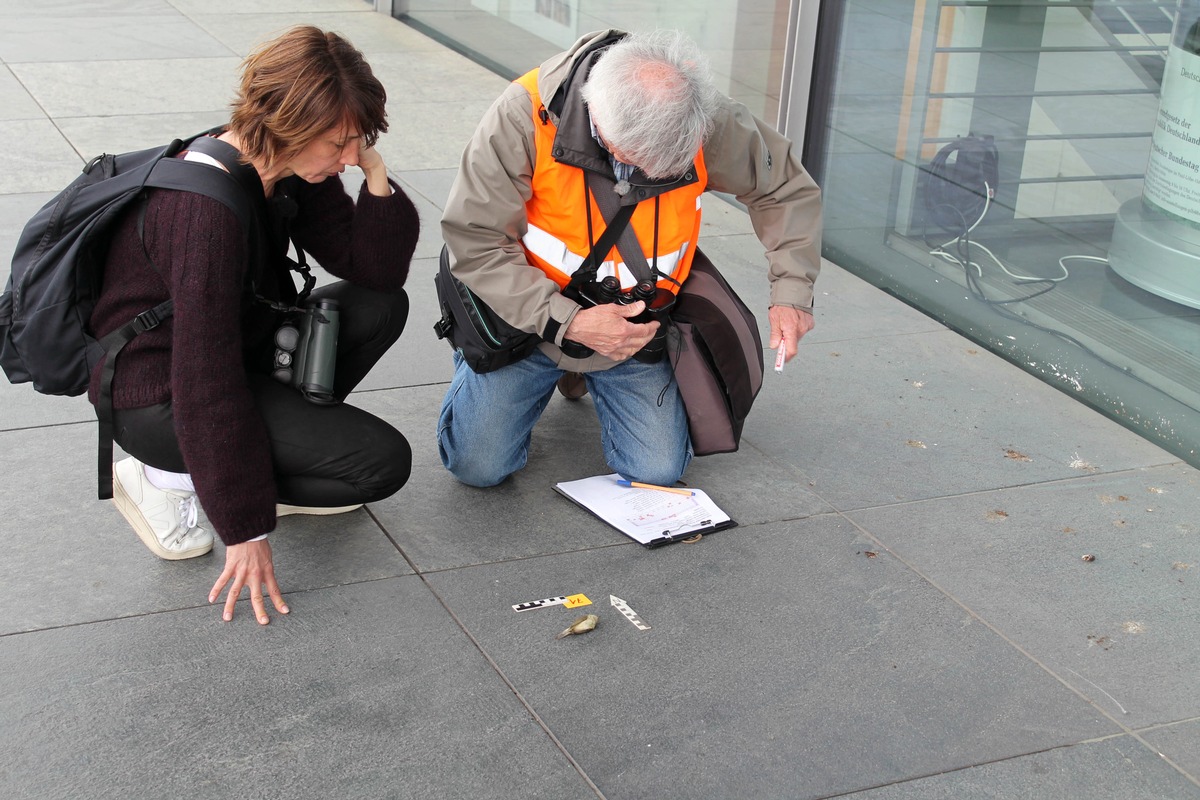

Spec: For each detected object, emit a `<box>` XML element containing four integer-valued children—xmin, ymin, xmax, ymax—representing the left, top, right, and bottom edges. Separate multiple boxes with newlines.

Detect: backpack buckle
<box><xmin>132</xmin><ymin>307</ymin><xmax>165</xmax><ymax>333</ymax></box>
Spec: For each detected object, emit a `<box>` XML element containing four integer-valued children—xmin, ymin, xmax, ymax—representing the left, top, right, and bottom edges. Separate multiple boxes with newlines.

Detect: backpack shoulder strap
<box><xmin>179</xmin><ymin>133</ymin><xmax>267</xmax><ymax>208</ymax></box>
<box><xmin>143</xmin><ymin>140</ymin><xmax>259</xmax><ymax>232</ymax></box>
<box><xmin>95</xmin><ymin>137</ymin><xmax>265</xmax><ymax>499</ymax></box>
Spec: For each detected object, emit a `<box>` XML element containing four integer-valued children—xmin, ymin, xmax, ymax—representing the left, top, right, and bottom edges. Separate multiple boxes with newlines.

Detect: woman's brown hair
<box><xmin>229</xmin><ymin>26</ymin><xmax>388</xmax><ymax>168</ymax></box>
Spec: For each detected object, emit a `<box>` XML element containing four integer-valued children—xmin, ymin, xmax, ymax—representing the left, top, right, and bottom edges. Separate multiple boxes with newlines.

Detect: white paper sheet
<box><xmin>554</xmin><ymin>473</ymin><xmax>733</xmax><ymax>546</ymax></box>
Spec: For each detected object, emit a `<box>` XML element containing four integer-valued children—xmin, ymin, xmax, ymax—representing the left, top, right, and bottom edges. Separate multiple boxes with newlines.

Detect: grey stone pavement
<box><xmin>2</xmin><ymin>2</ymin><xmax>1199</xmax><ymax>798</ymax></box>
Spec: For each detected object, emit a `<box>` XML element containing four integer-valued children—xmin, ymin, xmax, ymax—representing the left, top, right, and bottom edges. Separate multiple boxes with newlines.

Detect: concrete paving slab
<box><xmin>0</xmin><ymin>192</ymin><xmax>55</xmax><ymax>282</ymax></box>
<box><xmin>0</xmin><ymin>578</ymin><xmax>597</xmax><ymax>800</ymax></box>
<box><xmin>192</xmin><ymin>10</ymin><xmax>445</xmax><ymax>57</ymax></box>
<box><xmin>393</xmin><ymin>190</ymin><xmax>444</xmax><ymax>262</ymax></box>
<box><xmin>846</xmin><ymin>463</ymin><xmax>1200</xmax><ymax>728</ymax></box>
<box><xmin>1143</xmin><ymin>720</ymin><xmax>1200</xmax><ymax>780</ymax></box>
<box><xmin>0</xmin><ymin>384</ymin><xmax>94</xmax><ymax>430</ymax></box>
<box><xmin>356</xmin><ymin>383</ymin><xmax>831</xmax><ymax>571</ymax></box>
<box><xmin>298</xmin><ymin>174</ymin><xmax>441</xmax><ymax>271</ymax></box>
<box><xmin>5</xmin><ymin>5</ymin><xmax>1200</xmax><ymax>798</ymax></box>
<box><xmin>699</xmin><ymin>195</ymin><xmax>757</xmax><ymax>237</ymax></box>
<box><xmin>744</xmin><ymin>326</ymin><xmax>1177</xmax><ymax>509</ymax></box>
<box><xmin>55</xmin><ymin>113</ymin><xmax>232</xmax><ymax>160</ymax></box>
<box><xmin>383</xmin><ymin>98</ymin><xmax>498</xmax><ymax>172</ymax></box>
<box><xmin>426</xmin><ymin>516</ymin><xmax>1116</xmax><ymax>799</ymax></box>
<box><xmin>394</xmin><ymin>167</ymin><xmax>457</xmax><ymax>212</ymax></box>
<box><xmin>357</xmin><ymin>385</ymin><xmax>632</xmax><ymax>571</ymax></box>
<box><xmin>0</xmin><ymin>15</ymin><xmax>232</xmax><ymax>63</ymax></box>
<box><xmin>0</xmin><ymin>66</ymin><xmax>43</xmax><ymax>121</ymax></box>
<box><xmin>9</xmin><ymin>58</ymin><xmax>239</xmax><ymax>119</ymax></box>
<box><xmin>368</xmin><ymin>50</ymin><xmax>512</xmax><ymax>104</ymax></box>
<box><xmin>0</xmin><ymin>0</ymin><xmax>167</xmax><ymax>18</ymax></box>
<box><xmin>0</xmin><ymin>425</ymin><xmax>413</xmax><ymax>634</ymax></box>
<box><xmin>169</xmin><ymin>0</ymin><xmax>371</xmax><ymax>15</ymax></box>
<box><xmin>352</xmin><ymin>258</ymin><xmax>454</xmax><ymax>391</ymax></box>
<box><xmin>668</xmin><ymin>446</ymin><xmax>833</xmax><ymax>525</ymax></box>
<box><xmin>838</xmin><ymin>736</ymin><xmax>1198</xmax><ymax>799</ymax></box>
<box><xmin>0</xmin><ymin>118</ymin><xmax>87</xmax><ymax>195</ymax></box>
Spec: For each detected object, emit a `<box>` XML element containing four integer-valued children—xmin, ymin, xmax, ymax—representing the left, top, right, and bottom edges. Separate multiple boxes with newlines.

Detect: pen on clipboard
<box><xmin>616</xmin><ymin>479</ymin><xmax>695</xmax><ymax>496</ymax></box>
<box><xmin>774</xmin><ymin>343</ymin><xmax>786</xmax><ymax>373</ymax></box>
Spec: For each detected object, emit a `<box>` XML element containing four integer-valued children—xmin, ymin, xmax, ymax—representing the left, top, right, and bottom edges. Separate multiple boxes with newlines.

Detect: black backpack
<box><xmin>0</xmin><ymin>132</ymin><xmax>261</xmax><ymax>497</ymax></box>
<box><xmin>920</xmin><ymin>134</ymin><xmax>999</xmax><ymax>234</ymax></box>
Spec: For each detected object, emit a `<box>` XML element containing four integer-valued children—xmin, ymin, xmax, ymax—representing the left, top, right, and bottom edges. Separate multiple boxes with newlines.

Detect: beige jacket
<box><xmin>440</xmin><ymin>29</ymin><xmax>823</xmax><ymax>372</ymax></box>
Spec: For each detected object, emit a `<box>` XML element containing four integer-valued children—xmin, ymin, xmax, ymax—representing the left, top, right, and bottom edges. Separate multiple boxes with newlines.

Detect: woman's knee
<box><xmin>318</xmin><ymin>283</ymin><xmax>409</xmax><ymax>346</ymax></box>
<box><xmin>360</xmin><ymin>423</ymin><xmax>413</xmax><ymax>500</ymax></box>
<box><xmin>353</xmin><ymin>287</ymin><xmax>409</xmax><ymax>346</ymax></box>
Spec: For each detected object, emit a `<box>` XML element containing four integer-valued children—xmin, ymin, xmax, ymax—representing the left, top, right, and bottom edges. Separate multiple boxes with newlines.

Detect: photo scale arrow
<box><xmin>609</xmin><ymin>594</ymin><xmax>651</xmax><ymax>631</ymax></box>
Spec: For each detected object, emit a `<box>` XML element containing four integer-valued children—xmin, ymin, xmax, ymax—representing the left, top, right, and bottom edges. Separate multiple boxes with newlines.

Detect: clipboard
<box><xmin>554</xmin><ymin>473</ymin><xmax>737</xmax><ymax>548</ymax></box>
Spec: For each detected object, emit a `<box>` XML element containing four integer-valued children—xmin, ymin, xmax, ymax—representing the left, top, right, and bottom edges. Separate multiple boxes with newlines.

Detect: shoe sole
<box><xmin>276</xmin><ymin>503</ymin><xmax>364</xmax><ymax>517</ymax></box>
<box><xmin>112</xmin><ymin>468</ymin><xmax>213</xmax><ymax>561</ymax></box>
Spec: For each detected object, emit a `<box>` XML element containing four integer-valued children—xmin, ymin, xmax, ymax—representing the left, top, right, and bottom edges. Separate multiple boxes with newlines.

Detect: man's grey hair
<box><xmin>581</xmin><ymin>30</ymin><xmax>721</xmax><ymax>180</ymax></box>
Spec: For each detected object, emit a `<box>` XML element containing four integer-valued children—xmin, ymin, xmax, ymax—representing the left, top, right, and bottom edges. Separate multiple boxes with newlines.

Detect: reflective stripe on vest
<box><xmin>522</xmin><ymin>220</ymin><xmax>694</xmax><ymax>290</ymax></box>
<box><xmin>514</xmin><ymin>68</ymin><xmax>706</xmax><ymax>293</ymax></box>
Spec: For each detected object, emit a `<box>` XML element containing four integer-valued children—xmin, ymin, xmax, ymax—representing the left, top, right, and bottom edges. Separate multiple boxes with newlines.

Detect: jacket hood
<box><xmin>536</xmin><ymin>29</ymin><xmax>626</xmax><ymax>121</ymax></box>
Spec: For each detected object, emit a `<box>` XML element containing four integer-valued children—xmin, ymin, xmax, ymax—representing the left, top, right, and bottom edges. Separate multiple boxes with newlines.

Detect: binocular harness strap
<box><xmin>582</xmin><ymin>169</ymin><xmax>655</xmax><ymax>286</ymax></box>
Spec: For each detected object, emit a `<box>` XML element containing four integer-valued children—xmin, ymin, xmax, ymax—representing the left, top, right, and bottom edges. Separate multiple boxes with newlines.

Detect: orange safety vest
<box><xmin>515</xmin><ymin>68</ymin><xmax>706</xmax><ymax>294</ymax></box>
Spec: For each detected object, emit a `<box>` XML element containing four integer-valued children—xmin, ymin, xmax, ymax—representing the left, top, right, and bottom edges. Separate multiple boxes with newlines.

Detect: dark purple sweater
<box><xmin>89</xmin><ymin>169</ymin><xmax>419</xmax><ymax>545</ymax></box>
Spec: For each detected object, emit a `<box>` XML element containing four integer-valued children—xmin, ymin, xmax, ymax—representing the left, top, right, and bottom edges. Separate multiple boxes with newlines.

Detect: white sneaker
<box><xmin>276</xmin><ymin>503</ymin><xmax>363</xmax><ymax>517</ymax></box>
<box><xmin>112</xmin><ymin>457</ymin><xmax>214</xmax><ymax>560</ymax></box>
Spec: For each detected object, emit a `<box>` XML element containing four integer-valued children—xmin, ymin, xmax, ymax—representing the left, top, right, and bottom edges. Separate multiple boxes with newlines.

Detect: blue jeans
<box><xmin>438</xmin><ymin>349</ymin><xmax>692</xmax><ymax>487</ymax></box>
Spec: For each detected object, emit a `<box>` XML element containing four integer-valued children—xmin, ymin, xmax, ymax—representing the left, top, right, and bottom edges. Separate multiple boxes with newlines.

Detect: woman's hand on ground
<box><xmin>208</xmin><ymin>539</ymin><xmax>288</xmax><ymax>625</ymax></box>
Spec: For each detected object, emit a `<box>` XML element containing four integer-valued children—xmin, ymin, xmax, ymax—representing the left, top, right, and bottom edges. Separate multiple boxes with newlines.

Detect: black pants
<box><xmin>112</xmin><ymin>282</ymin><xmax>412</xmax><ymax>507</ymax></box>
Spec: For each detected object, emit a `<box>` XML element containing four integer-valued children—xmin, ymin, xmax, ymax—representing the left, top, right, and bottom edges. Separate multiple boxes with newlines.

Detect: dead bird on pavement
<box><xmin>556</xmin><ymin>614</ymin><xmax>599</xmax><ymax>639</ymax></box>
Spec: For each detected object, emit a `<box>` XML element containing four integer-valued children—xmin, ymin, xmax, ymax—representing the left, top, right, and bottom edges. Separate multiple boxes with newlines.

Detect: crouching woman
<box><xmin>88</xmin><ymin>26</ymin><xmax>418</xmax><ymax>624</ymax></box>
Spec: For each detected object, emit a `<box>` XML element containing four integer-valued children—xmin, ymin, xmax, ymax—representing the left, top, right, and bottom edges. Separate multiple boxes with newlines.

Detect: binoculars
<box><xmin>272</xmin><ymin>298</ymin><xmax>340</xmax><ymax>405</ymax></box>
<box><xmin>562</xmin><ymin>276</ymin><xmax>675</xmax><ymax>363</ymax></box>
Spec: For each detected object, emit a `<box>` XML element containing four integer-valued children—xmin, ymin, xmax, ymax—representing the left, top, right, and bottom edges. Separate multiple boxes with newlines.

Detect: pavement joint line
<box><xmin>837</xmin><ymin>509</ymin><xmax>1200</xmax><ymax>787</ymax></box>
<box><xmin>364</xmin><ymin>509</ymin><xmax>612</xmax><ymax>797</ymax></box>
<box><xmin>412</xmin><ymin>575</ymin><xmax>609</xmax><ymax>799</ymax></box>
<box><xmin>366</xmin><ymin>504</ymin><xmax>422</xmax><ymax>575</ymax></box>
<box><xmin>0</xmin><ymin>574</ymin><xmax>426</xmax><ymax>638</ymax></box>
<box><xmin>1</xmin><ymin>419</ymin><xmax>95</xmax><ymax>434</ymax></box>
<box><xmin>830</xmin><ymin>460</ymin><xmax>1189</xmax><ymax>516</ymax></box>
<box><xmin>1137</xmin><ymin>715</ymin><xmax>1200</xmax><ymax>732</ymax></box>
<box><xmin>814</xmin><ymin>733</ymin><xmax>1196</xmax><ymax>798</ymax></box>
<box><xmin>368</xmin><ymin>535</ymin><xmax>633</xmax><ymax>578</ymax></box>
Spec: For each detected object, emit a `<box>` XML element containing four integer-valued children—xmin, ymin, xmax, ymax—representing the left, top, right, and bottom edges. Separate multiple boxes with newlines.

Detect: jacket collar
<box><xmin>542</xmin><ymin>37</ymin><xmax>700</xmax><ymax>205</ymax></box>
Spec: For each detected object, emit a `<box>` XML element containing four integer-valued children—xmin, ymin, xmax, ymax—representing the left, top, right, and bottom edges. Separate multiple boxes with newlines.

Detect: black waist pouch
<box><xmin>433</xmin><ymin>244</ymin><xmax>539</xmax><ymax>374</ymax></box>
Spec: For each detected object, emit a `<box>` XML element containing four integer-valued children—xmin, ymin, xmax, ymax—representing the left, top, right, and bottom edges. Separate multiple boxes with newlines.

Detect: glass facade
<box><xmin>817</xmin><ymin>0</ymin><xmax>1200</xmax><ymax>465</ymax></box>
<box><xmin>395</xmin><ymin>0</ymin><xmax>794</xmax><ymax>125</ymax></box>
<box><xmin>395</xmin><ymin>0</ymin><xmax>1200</xmax><ymax>466</ymax></box>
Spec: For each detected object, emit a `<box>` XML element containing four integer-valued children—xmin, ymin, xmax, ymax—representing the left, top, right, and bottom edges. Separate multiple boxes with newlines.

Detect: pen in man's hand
<box><xmin>616</xmin><ymin>479</ymin><xmax>695</xmax><ymax>496</ymax></box>
<box><xmin>774</xmin><ymin>343</ymin><xmax>786</xmax><ymax>373</ymax></box>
